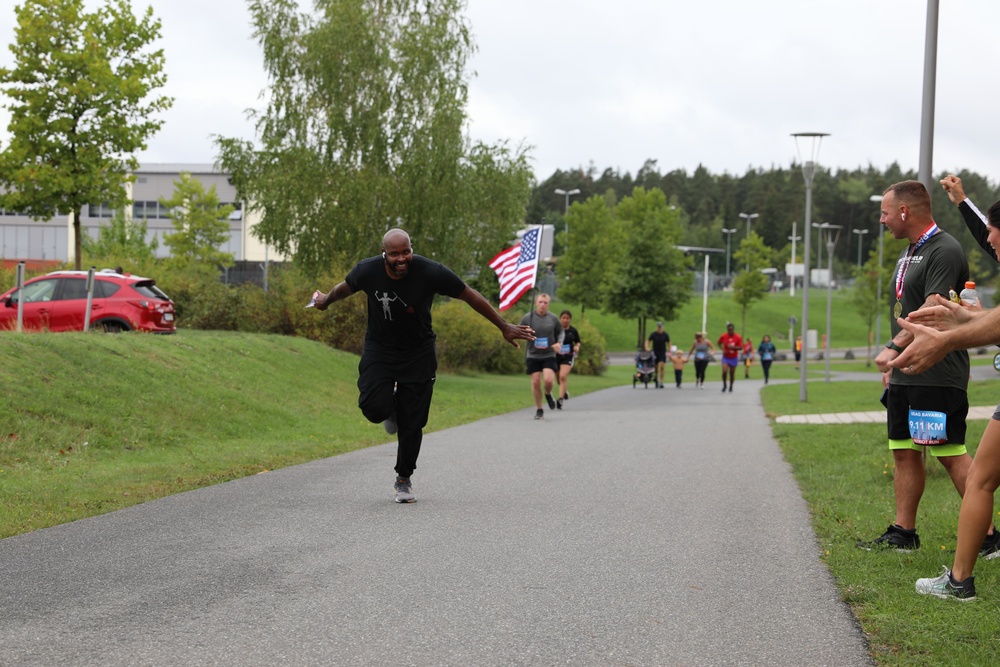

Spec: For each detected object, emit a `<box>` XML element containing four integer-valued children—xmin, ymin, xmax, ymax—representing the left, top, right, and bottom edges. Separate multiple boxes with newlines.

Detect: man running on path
<box><xmin>315</xmin><ymin>228</ymin><xmax>534</xmax><ymax>503</ymax></box>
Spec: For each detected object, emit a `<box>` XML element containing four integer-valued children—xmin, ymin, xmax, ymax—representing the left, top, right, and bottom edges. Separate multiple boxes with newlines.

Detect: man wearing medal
<box><xmin>864</xmin><ymin>180</ymin><xmax>990</xmax><ymax>553</ymax></box>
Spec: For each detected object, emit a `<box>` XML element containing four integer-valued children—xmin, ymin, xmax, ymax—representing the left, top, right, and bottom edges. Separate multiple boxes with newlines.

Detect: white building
<box><xmin>0</xmin><ymin>163</ymin><xmax>285</xmax><ymax>269</ymax></box>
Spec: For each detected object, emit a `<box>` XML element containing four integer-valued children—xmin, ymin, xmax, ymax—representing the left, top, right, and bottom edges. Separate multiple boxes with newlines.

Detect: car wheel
<box><xmin>98</xmin><ymin>321</ymin><xmax>129</xmax><ymax>333</ymax></box>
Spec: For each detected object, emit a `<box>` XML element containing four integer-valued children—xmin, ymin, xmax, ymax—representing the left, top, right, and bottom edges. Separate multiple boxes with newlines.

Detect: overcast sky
<box><xmin>2</xmin><ymin>0</ymin><xmax>999</xmax><ymax>185</ymax></box>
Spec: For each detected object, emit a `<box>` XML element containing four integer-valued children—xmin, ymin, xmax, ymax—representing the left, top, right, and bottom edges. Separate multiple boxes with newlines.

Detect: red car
<box><xmin>0</xmin><ymin>269</ymin><xmax>176</xmax><ymax>333</ymax></box>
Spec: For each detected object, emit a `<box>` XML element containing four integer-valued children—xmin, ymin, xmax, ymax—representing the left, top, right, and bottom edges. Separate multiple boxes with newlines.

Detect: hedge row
<box><xmin>175</xmin><ymin>265</ymin><xmax>607</xmax><ymax>375</ymax></box>
<box><xmin>0</xmin><ymin>262</ymin><xmax>607</xmax><ymax>375</ymax></box>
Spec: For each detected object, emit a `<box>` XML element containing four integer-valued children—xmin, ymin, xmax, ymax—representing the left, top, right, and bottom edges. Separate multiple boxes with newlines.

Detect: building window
<box><xmin>88</xmin><ymin>203</ymin><xmax>115</xmax><ymax>218</ymax></box>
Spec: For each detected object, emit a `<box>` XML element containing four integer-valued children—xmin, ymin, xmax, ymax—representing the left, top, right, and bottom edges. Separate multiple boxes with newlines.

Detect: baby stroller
<box><xmin>633</xmin><ymin>349</ymin><xmax>656</xmax><ymax>388</ymax></box>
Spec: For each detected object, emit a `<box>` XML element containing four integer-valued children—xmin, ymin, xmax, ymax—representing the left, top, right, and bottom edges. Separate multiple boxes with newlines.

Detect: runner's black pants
<box><xmin>694</xmin><ymin>359</ymin><xmax>709</xmax><ymax>384</ymax></box>
<box><xmin>357</xmin><ymin>345</ymin><xmax>436</xmax><ymax>478</ymax></box>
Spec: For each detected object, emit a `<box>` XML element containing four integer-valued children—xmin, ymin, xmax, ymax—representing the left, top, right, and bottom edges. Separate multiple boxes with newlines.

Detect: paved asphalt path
<box><xmin>1</xmin><ymin>377</ymin><xmax>873</xmax><ymax>667</ymax></box>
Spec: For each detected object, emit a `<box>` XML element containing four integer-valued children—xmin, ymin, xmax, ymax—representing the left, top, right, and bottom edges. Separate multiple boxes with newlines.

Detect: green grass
<box><xmin>762</xmin><ymin>378</ymin><xmax>998</xmax><ymax>414</ymax></box>
<box><xmin>5</xmin><ymin>328</ymin><xmax>1000</xmax><ymax>664</ymax></box>
<box><xmin>558</xmin><ymin>287</ymin><xmax>880</xmax><ymax>352</ymax></box>
<box><xmin>762</xmin><ymin>381</ymin><xmax>1000</xmax><ymax>666</ymax></box>
<box><xmin>0</xmin><ymin>330</ymin><xmax>630</xmax><ymax>539</ymax></box>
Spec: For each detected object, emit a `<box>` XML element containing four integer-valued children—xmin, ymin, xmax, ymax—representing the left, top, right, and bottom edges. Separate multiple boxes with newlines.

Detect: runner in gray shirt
<box><xmin>519</xmin><ymin>293</ymin><xmax>564</xmax><ymax>420</ymax></box>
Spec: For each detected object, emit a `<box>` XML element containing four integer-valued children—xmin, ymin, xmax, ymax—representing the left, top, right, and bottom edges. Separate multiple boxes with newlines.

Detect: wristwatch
<box><xmin>885</xmin><ymin>341</ymin><xmax>903</xmax><ymax>353</ymax></box>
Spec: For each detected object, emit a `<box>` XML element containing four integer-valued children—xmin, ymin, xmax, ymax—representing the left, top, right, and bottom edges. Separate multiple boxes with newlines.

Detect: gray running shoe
<box><xmin>394</xmin><ymin>477</ymin><xmax>415</xmax><ymax>503</ymax></box>
<box><xmin>383</xmin><ymin>412</ymin><xmax>397</xmax><ymax>435</ymax></box>
<box><xmin>534</xmin><ymin>409</ymin><xmax>544</xmax><ymax>420</ymax></box>
<box><xmin>915</xmin><ymin>567</ymin><xmax>976</xmax><ymax>601</ymax></box>
<box><xmin>980</xmin><ymin>530</ymin><xmax>1000</xmax><ymax>560</ymax></box>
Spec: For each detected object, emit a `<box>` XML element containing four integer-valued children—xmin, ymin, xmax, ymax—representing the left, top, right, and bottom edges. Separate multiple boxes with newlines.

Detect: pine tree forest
<box><xmin>529</xmin><ymin>160</ymin><xmax>1000</xmax><ymax>289</ymax></box>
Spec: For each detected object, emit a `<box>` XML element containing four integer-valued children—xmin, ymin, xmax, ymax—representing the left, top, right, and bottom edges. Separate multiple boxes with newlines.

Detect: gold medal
<box><xmin>893</xmin><ymin>301</ymin><xmax>902</xmax><ymax>318</ymax></box>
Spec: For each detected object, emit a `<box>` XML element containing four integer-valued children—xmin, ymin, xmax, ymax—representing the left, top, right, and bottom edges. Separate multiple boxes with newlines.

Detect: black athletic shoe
<box><xmin>534</xmin><ymin>409</ymin><xmax>544</xmax><ymax>420</ymax></box>
<box><xmin>980</xmin><ymin>530</ymin><xmax>1000</xmax><ymax>560</ymax></box>
<box><xmin>857</xmin><ymin>524</ymin><xmax>920</xmax><ymax>551</ymax></box>
<box><xmin>545</xmin><ymin>393</ymin><xmax>556</xmax><ymax>410</ymax></box>
<box><xmin>556</xmin><ymin>398</ymin><xmax>563</xmax><ymax>410</ymax></box>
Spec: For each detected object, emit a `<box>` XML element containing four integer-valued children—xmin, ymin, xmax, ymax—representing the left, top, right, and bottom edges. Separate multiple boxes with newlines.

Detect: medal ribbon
<box><xmin>894</xmin><ymin>223</ymin><xmax>939</xmax><ymax>302</ymax></box>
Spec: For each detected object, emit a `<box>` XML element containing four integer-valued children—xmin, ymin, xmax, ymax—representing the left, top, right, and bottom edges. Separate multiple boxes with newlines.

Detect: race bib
<box><xmin>761</xmin><ymin>353</ymin><xmax>773</xmax><ymax>361</ymax></box>
<box><xmin>534</xmin><ymin>336</ymin><xmax>549</xmax><ymax>350</ymax></box>
<box><xmin>695</xmin><ymin>351</ymin><xmax>707</xmax><ymax>360</ymax></box>
<box><xmin>909</xmin><ymin>409</ymin><xmax>948</xmax><ymax>445</ymax></box>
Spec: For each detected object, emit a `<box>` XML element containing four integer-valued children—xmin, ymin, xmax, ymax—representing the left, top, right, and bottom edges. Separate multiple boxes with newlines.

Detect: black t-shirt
<box><xmin>345</xmin><ymin>255</ymin><xmax>466</xmax><ymax>354</ymax></box>
<box><xmin>888</xmin><ymin>231</ymin><xmax>969</xmax><ymax>389</ymax></box>
<box><xmin>557</xmin><ymin>325</ymin><xmax>581</xmax><ymax>359</ymax></box>
<box><xmin>648</xmin><ymin>330</ymin><xmax>670</xmax><ymax>355</ymax></box>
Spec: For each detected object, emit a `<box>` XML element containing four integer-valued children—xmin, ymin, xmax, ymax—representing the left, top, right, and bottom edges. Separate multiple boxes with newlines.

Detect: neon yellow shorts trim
<box><xmin>888</xmin><ymin>438</ymin><xmax>967</xmax><ymax>457</ymax></box>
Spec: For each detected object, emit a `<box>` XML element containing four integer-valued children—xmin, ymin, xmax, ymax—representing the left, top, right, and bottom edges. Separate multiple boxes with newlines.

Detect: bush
<box><xmin>435</xmin><ymin>304</ymin><xmax>609</xmax><ymax>376</ymax></box>
<box><xmin>433</xmin><ymin>299</ymin><xmax>524</xmax><ymax>374</ymax></box>
<box><xmin>73</xmin><ymin>253</ymin><xmax>607</xmax><ymax>377</ymax></box>
<box><xmin>569</xmin><ymin>315</ymin><xmax>607</xmax><ymax>375</ymax></box>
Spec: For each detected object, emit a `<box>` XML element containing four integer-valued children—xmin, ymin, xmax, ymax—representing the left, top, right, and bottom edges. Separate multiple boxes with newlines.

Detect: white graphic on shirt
<box><xmin>377</xmin><ymin>291</ymin><xmax>399</xmax><ymax>320</ymax></box>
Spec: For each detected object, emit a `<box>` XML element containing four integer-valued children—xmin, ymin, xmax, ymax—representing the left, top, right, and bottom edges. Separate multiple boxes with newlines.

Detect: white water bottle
<box><xmin>960</xmin><ymin>281</ymin><xmax>980</xmax><ymax>307</ymax></box>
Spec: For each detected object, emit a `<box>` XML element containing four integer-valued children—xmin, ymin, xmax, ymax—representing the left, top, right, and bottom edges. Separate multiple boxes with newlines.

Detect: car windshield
<box><xmin>132</xmin><ymin>281</ymin><xmax>171</xmax><ymax>301</ymax></box>
<box><xmin>20</xmin><ymin>278</ymin><xmax>57</xmax><ymax>303</ymax></box>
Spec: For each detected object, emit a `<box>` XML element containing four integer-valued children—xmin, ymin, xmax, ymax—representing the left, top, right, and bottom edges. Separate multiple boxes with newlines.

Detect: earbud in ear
<box><xmin>382</xmin><ymin>252</ymin><xmax>387</xmax><ymax>259</ymax></box>
<box><xmin>901</xmin><ymin>213</ymin><xmax>906</xmax><ymax>221</ymax></box>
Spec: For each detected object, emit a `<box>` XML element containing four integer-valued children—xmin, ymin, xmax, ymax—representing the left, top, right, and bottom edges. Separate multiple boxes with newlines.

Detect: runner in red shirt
<box><xmin>717</xmin><ymin>322</ymin><xmax>743</xmax><ymax>393</ymax></box>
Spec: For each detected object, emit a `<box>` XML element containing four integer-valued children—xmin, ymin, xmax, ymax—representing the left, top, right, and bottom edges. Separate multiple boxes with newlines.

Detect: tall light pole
<box><xmin>680</xmin><ymin>247</ymin><xmax>725</xmax><ymax>334</ymax></box>
<box><xmin>554</xmin><ymin>188</ymin><xmax>580</xmax><ymax>250</ymax></box>
<box><xmin>793</xmin><ymin>131</ymin><xmax>829</xmax><ymax>402</ymax></box>
<box><xmin>812</xmin><ymin>222</ymin><xmax>825</xmax><ymax>275</ymax></box>
<box><xmin>819</xmin><ymin>223</ymin><xmax>842</xmax><ymax>382</ymax></box>
<box><xmin>722</xmin><ymin>228</ymin><xmax>737</xmax><ymax>279</ymax></box>
<box><xmin>852</xmin><ymin>228</ymin><xmax>869</xmax><ymax>267</ymax></box>
<box><xmin>870</xmin><ymin>194</ymin><xmax>885</xmax><ymax>352</ymax></box>
<box><xmin>788</xmin><ymin>222</ymin><xmax>801</xmax><ymax>297</ymax></box>
<box><xmin>739</xmin><ymin>212</ymin><xmax>759</xmax><ymax>271</ymax></box>
<box><xmin>918</xmin><ymin>0</ymin><xmax>939</xmax><ymax>190</ymax></box>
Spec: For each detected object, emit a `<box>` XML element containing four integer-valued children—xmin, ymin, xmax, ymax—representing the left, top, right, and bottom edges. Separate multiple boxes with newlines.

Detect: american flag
<box><xmin>489</xmin><ymin>226</ymin><xmax>543</xmax><ymax>311</ymax></box>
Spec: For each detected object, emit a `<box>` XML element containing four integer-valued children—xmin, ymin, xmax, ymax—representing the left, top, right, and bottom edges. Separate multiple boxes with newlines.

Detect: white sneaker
<box><xmin>915</xmin><ymin>566</ymin><xmax>975</xmax><ymax>601</ymax></box>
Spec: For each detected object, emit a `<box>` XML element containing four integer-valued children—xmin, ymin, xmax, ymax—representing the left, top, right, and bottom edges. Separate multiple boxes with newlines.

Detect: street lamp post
<box><xmin>820</xmin><ymin>223</ymin><xmax>842</xmax><ymax>382</ymax></box>
<box><xmin>788</xmin><ymin>221</ymin><xmax>801</xmax><ymax>297</ymax></box>
<box><xmin>738</xmin><ymin>212</ymin><xmax>759</xmax><ymax>271</ymax></box>
<box><xmin>812</xmin><ymin>222</ymin><xmax>824</xmax><ymax>275</ymax></box>
<box><xmin>722</xmin><ymin>228</ymin><xmax>737</xmax><ymax>279</ymax></box>
<box><xmin>852</xmin><ymin>228</ymin><xmax>869</xmax><ymax>267</ymax></box>
<box><xmin>678</xmin><ymin>246</ymin><xmax>725</xmax><ymax>334</ymax></box>
<box><xmin>554</xmin><ymin>188</ymin><xmax>581</xmax><ymax>249</ymax></box>
<box><xmin>793</xmin><ymin>131</ymin><xmax>829</xmax><ymax>402</ymax></box>
<box><xmin>870</xmin><ymin>194</ymin><xmax>885</xmax><ymax>352</ymax></box>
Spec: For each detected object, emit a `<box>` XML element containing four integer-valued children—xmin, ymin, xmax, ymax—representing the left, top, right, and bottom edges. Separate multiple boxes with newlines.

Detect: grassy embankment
<box><xmin>0</xmin><ymin>330</ymin><xmax>629</xmax><ymax>539</ymax></box>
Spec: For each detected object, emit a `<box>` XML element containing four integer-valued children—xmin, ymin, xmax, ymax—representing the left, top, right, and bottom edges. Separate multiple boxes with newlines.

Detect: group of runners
<box><xmin>642</xmin><ymin>322</ymin><xmax>778</xmax><ymax>391</ymax></box>
<box><xmin>311</xmin><ymin>175</ymin><xmax>1000</xmax><ymax>604</ymax></box>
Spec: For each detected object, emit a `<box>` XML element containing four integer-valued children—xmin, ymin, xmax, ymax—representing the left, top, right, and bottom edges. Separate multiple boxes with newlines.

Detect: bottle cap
<box><xmin>965</xmin><ymin>281</ymin><xmax>976</xmax><ymax>289</ymax></box>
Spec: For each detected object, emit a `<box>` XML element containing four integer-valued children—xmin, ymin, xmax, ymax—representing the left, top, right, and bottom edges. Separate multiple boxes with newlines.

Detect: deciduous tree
<box><xmin>0</xmin><ymin>0</ymin><xmax>172</xmax><ymax>269</ymax></box>
<box><xmin>556</xmin><ymin>195</ymin><xmax>618</xmax><ymax>312</ymax></box>
<box><xmin>217</xmin><ymin>0</ymin><xmax>531</xmax><ymax>278</ymax></box>
<box><xmin>602</xmin><ymin>187</ymin><xmax>692</xmax><ymax>346</ymax></box>
<box><xmin>160</xmin><ymin>172</ymin><xmax>235</xmax><ymax>268</ymax></box>
<box><xmin>731</xmin><ymin>232</ymin><xmax>773</xmax><ymax>337</ymax></box>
